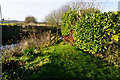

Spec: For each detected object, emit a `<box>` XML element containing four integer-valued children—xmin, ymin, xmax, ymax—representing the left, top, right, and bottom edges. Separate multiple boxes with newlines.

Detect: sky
<box><xmin>0</xmin><ymin>0</ymin><xmax>120</xmax><ymax>22</ymax></box>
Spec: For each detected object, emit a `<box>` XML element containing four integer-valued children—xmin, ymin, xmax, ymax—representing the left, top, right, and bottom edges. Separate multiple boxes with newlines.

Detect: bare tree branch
<box><xmin>45</xmin><ymin>0</ymin><xmax>102</xmax><ymax>28</ymax></box>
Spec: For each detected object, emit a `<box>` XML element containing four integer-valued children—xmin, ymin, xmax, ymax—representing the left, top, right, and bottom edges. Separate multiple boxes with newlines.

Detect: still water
<box><xmin>0</xmin><ymin>43</ymin><xmax>19</xmax><ymax>50</ymax></box>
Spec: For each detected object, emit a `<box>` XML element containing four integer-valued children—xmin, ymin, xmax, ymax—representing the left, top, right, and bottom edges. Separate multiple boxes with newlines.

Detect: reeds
<box><xmin>2</xmin><ymin>26</ymin><xmax>51</xmax><ymax>62</ymax></box>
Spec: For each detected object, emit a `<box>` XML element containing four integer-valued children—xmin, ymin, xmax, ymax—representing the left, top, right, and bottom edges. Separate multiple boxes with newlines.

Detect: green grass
<box><xmin>2</xmin><ymin>42</ymin><xmax>120</xmax><ymax>79</ymax></box>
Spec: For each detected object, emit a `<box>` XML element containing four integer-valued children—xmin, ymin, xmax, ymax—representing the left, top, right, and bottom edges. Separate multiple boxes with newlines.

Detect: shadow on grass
<box><xmin>27</xmin><ymin>50</ymin><xmax>120</xmax><ymax>79</ymax></box>
<box><xmin>2</xmin><ymin>44</ymin><xmax>120</xmax><ymax>79</ymax></box>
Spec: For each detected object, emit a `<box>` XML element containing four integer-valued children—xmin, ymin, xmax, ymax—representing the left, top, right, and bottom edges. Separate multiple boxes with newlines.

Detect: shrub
<box><xmin>61</xmin><ymin>8</ymin><xmax>100</xmax><ymax>36</ymax></box>
<box><xmin>62</xmin><ymin>11</ymin><xmax>120</xmax><ymax>67</ymax></box>
<box><xmin>61</xmin><ymin>8</ymin><xmax>80</xmax><ymax>36</ymax></box>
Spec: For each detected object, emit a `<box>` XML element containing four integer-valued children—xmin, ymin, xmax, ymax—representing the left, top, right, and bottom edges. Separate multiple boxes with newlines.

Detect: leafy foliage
<box><xmin>61</xmin><ymin>8</ymin><xmax>80</xmax><ymax>36</ymax></box>
<box><xmin>62</xmin><ymin>11</ymin><xmax>120</xmax><ymax>67</ymax></box>
<box><xmin>61</xmin><ymin>8</ymin><xmax>101</xmax><ymax>36</ymax></box>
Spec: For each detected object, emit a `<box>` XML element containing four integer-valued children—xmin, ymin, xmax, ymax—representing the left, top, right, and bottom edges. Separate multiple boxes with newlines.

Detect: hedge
<box><xmin>62</xmin><ymin>10</ymin><xmax>120</xmax><ymax>67</ymax></box>
<box><xmin>61</xmin><ymin>8</ymin><xmax>80</xmax><ymax>36</ymax></box>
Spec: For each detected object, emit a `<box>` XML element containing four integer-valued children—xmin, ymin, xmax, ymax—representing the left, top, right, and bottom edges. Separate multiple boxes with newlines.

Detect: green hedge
<box><xmin>61</xmin><ymin>8</ymin><xmax>80</xmax><ymax>36</ymax></box>
<box><xmin>62</xmin><ymin>11</ymin><xmax>120</xmax><ymax>67</ymax></box>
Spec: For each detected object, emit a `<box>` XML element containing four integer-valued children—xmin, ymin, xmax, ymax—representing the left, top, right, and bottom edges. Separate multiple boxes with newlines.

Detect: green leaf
<box><xmin>112</xmin><ymin>35</ymin><xmax>119</xmax><ymax>42</ymax></box>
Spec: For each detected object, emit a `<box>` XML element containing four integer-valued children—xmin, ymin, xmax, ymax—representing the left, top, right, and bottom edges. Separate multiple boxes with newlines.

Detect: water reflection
<box><xmin>0</xmin><ymin>43</ymin><xmax>19</xmax><ymax>50</ymax></box>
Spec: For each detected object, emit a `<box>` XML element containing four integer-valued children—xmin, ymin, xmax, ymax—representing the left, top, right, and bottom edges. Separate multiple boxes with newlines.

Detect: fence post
<box><xmin>49</xmin><ymin>30</ymin><xmax>51</xmax><ymax>45</ymax></box>
<box><xmin>56</xmin><ymin>29</ymin><xmax>58</xmax><ymax>42</ymax></box>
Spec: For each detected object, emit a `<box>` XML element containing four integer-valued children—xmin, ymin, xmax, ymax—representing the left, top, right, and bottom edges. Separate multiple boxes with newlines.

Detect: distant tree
<box><xmin>45</xmin><ymin>4</ymin><xmax>71</xmax><ymax>28</ymax></box>
<box><xmin>25</xmin><ymin>16</ymin><xmax>37</xmax><ymax>24</ymax></box>
<box><xmin>70</xmin><ymin>0</ymin><xmax>102</xmax><ymax>15</ymax></box>
<box><xmin>80</xmin><ymin>8</ymin><xmax>100</xmax><ymax>16</ymax></box>
<box><xmin>70</xmin><ymin>0</ymin><xmax>102</xmax><ymax>10</ymax></box>
<box><xmin>45</xmin><ymin>0</ymin><xmax>102</xmax><ymax>28</ymax></box>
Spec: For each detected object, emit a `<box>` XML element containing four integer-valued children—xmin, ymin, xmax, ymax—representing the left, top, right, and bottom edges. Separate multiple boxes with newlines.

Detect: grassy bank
<box><xmin>2</xmin><ymin>41</ymin><xmax>120</xmax><ymax>79</ymax></box>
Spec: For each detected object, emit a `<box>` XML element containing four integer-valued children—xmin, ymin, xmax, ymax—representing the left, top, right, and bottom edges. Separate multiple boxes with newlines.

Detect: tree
<box><xmin>80</xmin><ymin>8</ymin><xmax>100</xmax><ymax>16</ymax></box>
<box><xmin>25</xmin><ymin>16</ymin><xmax>37</xmax><ymax>24</ymax></box>
<box><xmin>45</xmin><ymin>0</ymin><xmax>102</xmax><ymax>28</ymax></box>
<box><xmin>45</xmin><ymin>4</ymin><xmax>71</xmax><ymax>28</ymax></box>
<box><xmin>70</xmin><ymin>0</ymin><xmax>102</xmax><ymax>15</ymax></box>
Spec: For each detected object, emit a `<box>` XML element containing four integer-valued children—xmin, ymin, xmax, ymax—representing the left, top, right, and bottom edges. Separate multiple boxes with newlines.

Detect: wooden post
<box><xmin>56</xmin><ymin>30</ymin><xmax>58</xmax><ymax>42</ymax></box>
<box><xmin>49</xmin><ymin>30</ymin><xmax>51</xmax><ymax>45</ymax></box>
<box><xmin>53</xmin><ymin>33</ymin><xmax>56</xmax><ymax>43</ymax></box>
<box><xmin>56</xmin><ymin>31</ymin><xmax>58</xmax><ymax>43</ymax></box>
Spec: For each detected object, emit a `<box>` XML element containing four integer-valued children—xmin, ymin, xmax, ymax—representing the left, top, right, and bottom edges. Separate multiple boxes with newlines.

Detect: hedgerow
<box><xmin>62</xmin><ymin>10</ymin><xmax>120</xmax><ymax>67</ymax></box>
<box><xmin>61</xmin><ymin>8</ymin><xmax>80</xmax><ymax>36</ymax></box>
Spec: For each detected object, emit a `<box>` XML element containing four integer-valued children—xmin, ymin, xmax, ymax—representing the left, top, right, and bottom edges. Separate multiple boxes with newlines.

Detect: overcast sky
<box><xmin>0</xmin><ymin>0</ymin><xmax>119</xmax><ymax>22</ymax></box>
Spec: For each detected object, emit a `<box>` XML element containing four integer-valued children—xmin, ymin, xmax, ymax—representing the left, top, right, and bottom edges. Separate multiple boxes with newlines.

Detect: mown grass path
<box><xmin>2</xmin><ymin>42</ymin><xmax>120</xmax><ymax>79</ymax></box>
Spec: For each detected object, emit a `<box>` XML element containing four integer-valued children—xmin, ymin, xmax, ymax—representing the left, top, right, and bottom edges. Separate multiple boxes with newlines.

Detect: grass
<box><xmin>2</xmin><ymin>41</ymin><xmax>120</xmax><ymax>79</ymax></box>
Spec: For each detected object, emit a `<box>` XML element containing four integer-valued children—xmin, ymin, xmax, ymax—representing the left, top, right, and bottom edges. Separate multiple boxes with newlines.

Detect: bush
<box><xmin>62</xmin><ymin>11</ymin><xmax>120</xmax><ymax>67</ymax></box>
<box><xmin>61</xmin><ymin>8</ymin><xmax>100</xmax><ymax>36</ymax></box>
<box><xmin>25</xmin><ymin>16</ymin><xmax>37</xmax><ymax>24</ymax></box>
<box><xmin>61</xmin><ymin>8</ymin><xmax>81</xmax><ymax>36</ymax></box>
